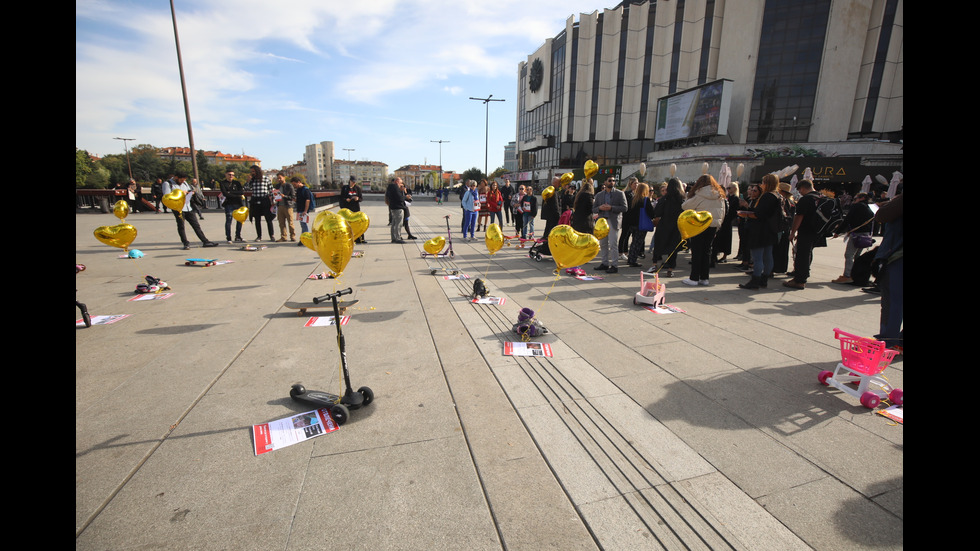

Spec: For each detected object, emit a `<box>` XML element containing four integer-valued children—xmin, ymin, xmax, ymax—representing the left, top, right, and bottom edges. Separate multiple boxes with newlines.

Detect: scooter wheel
<box><xmin>358</xmin><ymin>386</ymin><xmax>374</xmax><ymax>406</ymax></box>
<box><xmin>290</xmin><ymin>384</ymin><xmax>306</xmax><ymax>398</ymax></box>
<box><xmin>330</xmin><ymin>404</ymin><xmax>350</xmax><ymax>425</ymax></box>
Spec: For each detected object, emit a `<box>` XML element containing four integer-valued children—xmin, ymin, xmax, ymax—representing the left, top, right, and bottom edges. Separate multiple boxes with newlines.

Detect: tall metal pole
<box><xmin>343</xmin><ymin>148</ymin><xmax>355</xmax><ymax>182</ymax></box>
<box><xmin>431</xmin><ymin>140</ymin><xmax>449</xmax><ymax>188</ymax></box>
<box><xmin>114</xmin><ymin>137</ymin><xmax>135</xmax><ymax>181</ymax></box>
<box><xmin>170</xmin><ymin>0</ymin><xmax>199</xmax><ymax>184</ymax></box>
<box><xmin>469</xmin><ymin>95</ymin><xmax>504</xmax><ymax>178</ymax></box>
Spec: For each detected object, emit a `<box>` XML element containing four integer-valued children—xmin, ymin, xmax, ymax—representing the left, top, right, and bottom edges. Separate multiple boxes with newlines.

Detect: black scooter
<box><xmin>289</xmin><ymin>288</ymin><xmax>373</xmax><ymax>425</ymax></box>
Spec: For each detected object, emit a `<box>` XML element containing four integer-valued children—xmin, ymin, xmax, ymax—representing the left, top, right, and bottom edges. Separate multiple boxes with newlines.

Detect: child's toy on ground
<box><xmin>185</xmin><ymin>258</ymin><xmax>217</xmax><ymax>267</ymax></box>
<box><xmin>818</xmin><ymin>328</ymin><xmax>903</xmax><ymax>409</ymax></box>
<box><xmin>633</xmin><ymin>271</ymin><xmax>666</xmax><ymax>308</ymax></box>
<box><xmin>289</xmin><ymin>287</ymin><xmax>374</xmax><ymax>425</ymax></box>
<box><xmin>512</xmin><ymin>307</ymin><xmax>548</xmax><ymax>338</ymax></box>
<box><xmin>135</xmin><ymin>275</ymin><xmax>170</xmax><ymax>294</ymax></box>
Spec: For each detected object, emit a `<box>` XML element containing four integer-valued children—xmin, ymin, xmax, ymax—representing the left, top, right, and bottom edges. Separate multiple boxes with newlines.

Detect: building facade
<box><xmin>157</xmin><ymin>147</ymin><xmax>261</xmax><ymax>167</ymax></box>
<box><xmin>304</xmin><ymin>141</ymin><xmax>335</xmax><ymax>187</ymax></box>
<box><xmin>333</xmin><ymin>160</ymin><xmax>389</xmax><ymax>190</ymax></box>
<box><xmin>514</xmin><ymin>0</ymin><xmax>902</xmax><ymax>186</ymax></box>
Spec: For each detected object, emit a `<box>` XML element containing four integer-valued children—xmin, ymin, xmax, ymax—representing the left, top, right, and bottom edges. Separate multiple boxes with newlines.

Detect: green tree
<box><xmin>98</xmin><ymin>154</ymin><xmax>129</xmax><ymax>187</ymax></box>
<box><xmin>130</xmin><ymin>144</ymin><xmax>163</xmax><ymax>183</ymax></box>
<box><xmin>489</xmin><ymin>166</ymin><xmax>507</xmax><ymax>180</ymax></box>
<box><xmin>461</xmin><ymin>167</ymin><xmax>485</xmax><ymax>183</ymax></box>
<box><xmin>76</xmin><ymin>149</ymin><xmax>93</xmax><ymax>187</ymax></box>
<box><xmin>85</xmin><ymin>165</ymin><xmax>111</xmax><ymax>189</ymax></box>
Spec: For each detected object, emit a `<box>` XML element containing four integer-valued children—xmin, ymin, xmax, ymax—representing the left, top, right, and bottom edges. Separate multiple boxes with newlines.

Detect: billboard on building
<box><xmin>654</xmin><ymin>79</ymin><xmax>733</xmax><ymax>143</ymax></box>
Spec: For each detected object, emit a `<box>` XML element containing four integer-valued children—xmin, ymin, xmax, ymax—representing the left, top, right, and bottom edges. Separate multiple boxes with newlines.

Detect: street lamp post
<box><xmin>114</xmin><ymin>137</ymin><xmax>135</xmax><ymax>181</ymax></box>
<box><xmin>431</xmin><ymin>140</ymin><xmax>449</xmax><ymax>188</ymax></box>
<box><xmin>343</xmin><ymin>148</ymin><xmax>355</xmax><ymax>182</ymax></box>
<box><xmin>469</xmin><ymin>95</ymin><xmax>504</xmax><ymax>178</ymax></box>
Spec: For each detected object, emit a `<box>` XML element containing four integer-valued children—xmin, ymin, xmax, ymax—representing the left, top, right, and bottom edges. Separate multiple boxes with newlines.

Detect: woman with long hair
<box><xmin>649</xmin><ymin>178</ymin><xmax>684</xmax><ymax>277</ymax></box>
<box><xmin>736</xmin><ymin>184</ymin><xmax>760</xmax><ymax>269</ymax></box>
<box><xmin>738</xmin><ymin>174</ymin><xmax>782</xmax><ymax>289</ymax></box>
<box><xmin>681</xmin><ymin>174</ymin><xmax>727</xmax><ymax>286</ymax></box>
<box><xmin>565</xmin><ymin>180</ymin><xmax>595</xmax><ymax>276</ymax></box>
<box><xmin>625</xmin><ymin>183</ymin><xmax>653</xmax><ymax>267</ymax></box>
<box><xmin>486</xmin><ymin>180</ymin><xmax>504</xmax><ymax>228</ymax></box>
<box><xmin>713</xmin><ymin>182</ymin><xmax>740</xmax><ymax>264</ymax></box>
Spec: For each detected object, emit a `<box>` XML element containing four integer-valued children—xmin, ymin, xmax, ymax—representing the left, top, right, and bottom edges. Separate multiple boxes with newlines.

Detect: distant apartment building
<box><xmin>157</xmin><ymin>147</ymin><xmax>261</xmax><ymax>167</ymax></box>
<box><xmin>304</xmin><ymin>141</ymin><xmax>335</xmax><ymax>187</ymax></box>
<box><xmin>333</xmin><ymin>160</ymin><xmax>389</xmax><ymax>190</ymax></box>
<box><xmin>503</xmin><ymin>142</ymin><xmax>518</xmax><ymax>172</ymax></box>
<box><xmin>394</xmin><ymin>164</ymin><xmax>453</xmax><ymax>190</ymax></box>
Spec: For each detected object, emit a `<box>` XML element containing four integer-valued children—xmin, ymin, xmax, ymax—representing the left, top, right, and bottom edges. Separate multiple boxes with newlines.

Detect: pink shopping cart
<box><xmin>818</xmin><ymin>328</ymin><xmax>903</xmax><ymax>408</ymax></box>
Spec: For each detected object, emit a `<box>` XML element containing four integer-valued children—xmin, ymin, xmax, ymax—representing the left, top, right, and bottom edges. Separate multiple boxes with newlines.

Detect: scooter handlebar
<box><xmin>313</xmin><ymin>287</ymin><xmax>353</xmax><ymax>304</ymax></box>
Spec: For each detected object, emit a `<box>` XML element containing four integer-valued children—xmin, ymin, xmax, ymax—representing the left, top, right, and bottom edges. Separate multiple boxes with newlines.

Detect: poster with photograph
<box><xmin>644</xmin><ymin>304</ymin><xmax>686</xmax><ymax>315</ymax></box>
<box><xmin>503</xmin><ymin>342</ymin><xmax>553</xmax><ymax>357</ymax></box>
<box><xmin>471</xmin><ymin>296</ymin><xmax>506</xmax><ymax>305</ymax></box>
<box><xmin>252</xmin><ymin>408</ymin><xmax>339</xmax><ymax>455</ymax></box>
<box><xmin>304</xmin><ymin>316</ymin><xmax>350</xmax><ymax>327</ymax></box>
<box><xmin>128</xmin><ymin>293</ymin><xmax>174</xmax><ymax>301</ymax></box>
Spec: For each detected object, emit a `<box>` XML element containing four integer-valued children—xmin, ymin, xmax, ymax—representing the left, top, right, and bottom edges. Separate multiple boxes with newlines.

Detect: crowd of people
<box><xmin>398</xmin><ymin>172</ymin><xmax>901</xmax><ymax>351</ymax></box>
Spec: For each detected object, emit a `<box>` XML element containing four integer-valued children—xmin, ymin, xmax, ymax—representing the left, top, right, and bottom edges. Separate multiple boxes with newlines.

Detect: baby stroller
<box><xmin>527</xmin><ymin>234</ymin><xmax>550</xmax><ymax>261</ymax></box>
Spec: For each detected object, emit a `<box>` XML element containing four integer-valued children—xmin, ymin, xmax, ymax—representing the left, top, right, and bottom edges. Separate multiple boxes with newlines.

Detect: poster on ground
<box><xmin>252</xmin><ymin>408</ymin><xmax>339</xmax><ymax>455</ymax></box>
<box><xmin>504</xmin><ymin>342</ymin><xmax>553</xmax><ymax>357</ymax></box>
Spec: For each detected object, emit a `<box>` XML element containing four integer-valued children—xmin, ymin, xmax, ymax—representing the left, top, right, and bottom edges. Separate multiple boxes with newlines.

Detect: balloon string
<box><xmin>656</xmin><ymin>239</ymin><xmax>687</xmax><ymax>276</ymax></box>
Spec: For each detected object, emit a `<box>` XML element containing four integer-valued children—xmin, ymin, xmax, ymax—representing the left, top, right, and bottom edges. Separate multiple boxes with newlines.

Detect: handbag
<box><xmin>638</xmin><ymin>198</ymin><xmax>654</xmax><ymax>231</ymax></box>
<box><xmin>852</xmin><ymin>233</ymin><xmax>874</xmax><ymax>248</ymax></box>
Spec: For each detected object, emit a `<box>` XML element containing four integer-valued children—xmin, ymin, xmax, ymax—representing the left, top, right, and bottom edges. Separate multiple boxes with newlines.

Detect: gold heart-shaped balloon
<box><xmin>337</xmin><ymin>208</ymin><xmax>370</xmax><ymax>241</ymax></box>
<box><xmin>485</xmin><ymin>224</ymin><xmax>503</xmax><ymax>255</ymax></box>
<box><xmin>593</xmin><ymin>217</ymin><xmax>610</xmax><ymax>240</ymax></box>
<box><xmin>233</xmin><ymin>206</ymin><xmax>249</xmax><ymax>223</ymax></box>
<box><xmin>94</xmin><ymin>223</ymin><xmax>138</xmax><ymax>251</ymax></box>
<box><xmin>548</xmin><ymin>225</ymin><xmax>600</xmax><ymax>269</ymax></box>
<box><xmin>423</xmin><ymin>236</ymin><xmax>445</xmax><ymax>255</ymax></box>
<box><xmin>584</xmin><ymin>160</ymin><xmax>598</xmax><ymax>179</ymax></box>
<box><xmin>300</xmin><ymin>232</ymin><xmax>316</xmax><ymax>251</ymax></box>
<box><xmin>113</xmin><ymin>199</ymin><xmax>130</xmax><ymax>220</ymax></box>
<box><xmin>312</xmin><ymin>211</ymin><xmax>353</xmax><ymax>276</ymax></box>
<box><xmin>162</xmin><ymin>189</ymin><xmax>185</xmax><ymax>212</ymax></box>
<box><xmin>560</xmin><ymin>172</ymin><xmax>574</xmax><ymax>186</ymax></box>
<box><xmin>541</xmin><ymin>186</ymin><xmax>555</xmax><ymax>201</ymax></box>
<box><xmin>677</xmin><ymin>209</ymin><xmax>713</xmax><ymax>240</ymax></box>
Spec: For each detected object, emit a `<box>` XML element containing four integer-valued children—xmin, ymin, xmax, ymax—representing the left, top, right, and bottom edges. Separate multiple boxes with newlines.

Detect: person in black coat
<box><xmin>650</xmin><ymin>178</ymin><xmax>684</xmax><ymax>276</ymax></box>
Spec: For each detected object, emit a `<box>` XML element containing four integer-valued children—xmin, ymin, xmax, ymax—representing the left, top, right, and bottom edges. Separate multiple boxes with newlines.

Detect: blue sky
<box><xmin>76</xmin><ymin>0</ymin><xmax>607</xmax><ymax>175</ymax></box>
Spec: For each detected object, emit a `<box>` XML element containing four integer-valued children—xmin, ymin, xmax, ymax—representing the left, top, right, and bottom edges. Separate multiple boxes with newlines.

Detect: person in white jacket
<box><xmin>681</xmin><ymin>174</ymin><xmax>727</xmax><ymax>286</ymax></box>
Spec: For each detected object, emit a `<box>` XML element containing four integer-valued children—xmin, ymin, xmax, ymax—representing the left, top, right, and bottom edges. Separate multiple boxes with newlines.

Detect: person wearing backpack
<box><xmin>784</xmin><ymin>179</ymin><xmax>828</xmax><ymax>289</ymax></box>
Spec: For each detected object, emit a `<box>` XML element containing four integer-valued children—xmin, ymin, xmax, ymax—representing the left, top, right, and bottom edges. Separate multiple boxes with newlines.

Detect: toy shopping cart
<box><xmin>818</xmin><ymin>328</ymin><xmax>903</xmax><ymax>408</ymax></box>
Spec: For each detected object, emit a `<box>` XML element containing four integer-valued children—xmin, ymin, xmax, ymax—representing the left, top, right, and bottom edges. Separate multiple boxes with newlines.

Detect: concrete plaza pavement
<box><xmin>76</xmin><ymin>197</ymin><xmax>902</xmax><ymax>550</ymax></box>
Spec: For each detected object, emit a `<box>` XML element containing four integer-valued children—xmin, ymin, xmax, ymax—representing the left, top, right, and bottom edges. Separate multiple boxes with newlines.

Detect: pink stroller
<box><xmin>818</xmin><ymin>328</ymin><xmax>903</xmax><ymax>408</ymax></box>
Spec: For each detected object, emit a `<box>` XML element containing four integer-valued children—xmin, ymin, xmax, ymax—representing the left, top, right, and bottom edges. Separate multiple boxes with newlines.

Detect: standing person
<box><xmin>681</xmin><ymin>174</ymin><xmax>727</xmax><ymax>286</ymax></box>
<box><xmin>713</xmin><ymin>182</ymin><xmax>740</xmax><ymax>264</ymax></box>
<box><xmin>772</xmin><ymin>182</ymin><xmax>796</xmax><ymax>274</ymax></box>
<box><xmin>385</xmin><ymin>177</ymin><xmax>407</xmax><ymax>243</ymax></box>
<box><xmin>738</xmin><ymin>175</ymin><xmax>782</xmax><ymax>289</ymax></box>
<box><xmin>246</xmin><ymin>165</ymin><xmax>275</xmax><ymax>241</ymax></box>
<box><xmin>566</xmin><ymin>180</ymin><xmax>595</xmax><ymax>276</ymax></box>
<box><xmin>401</xmin><ymin>181</ymin><xmax>417</xmax><ymax>240</ymax></box>
<box><xmin>188</xmin><ymin>178</ymin><xmax>206</xmax><ymax>218</ymax></box>
<box><xmin>735</xmin><ymin>184</ymin><xmax>759</xmax><ymax>269</ymax></box>
<box><xmin>477</xmin><ymin>179</ymin><xmax>490</xmax><ymax>231</ymax></box>
<box><xmin>618</xmin><ymin>177</ymin><xmax>639</xmax><ymax>260</ymax></box>
<box><xmin>520</xmin><ymin>185</ymin><xmax>539</xmax><ymax>240</ymax></box>
<box><xmin>500</xmin><ymin>179</ymin><xmax>514</xmax><ymax>225</ymax></box>
<box><xmin>219</xmin><ymin>170</ymin><xmax>246</xmax><ymax>244</ymax></box>
<box><xmin>539</xmin><ymin>179</ymin><xmax>561</xmax><ymax>255</ymax></box>
<box><xmin>592</xmin><ymin>176</ymin><xmax>628</xmax><ymax>273</ymax></box>
<box><xmin>626</xmin><ymin>183</ymin><xmax>653</xmax><ymax>268</ymax></box>
<box><xmin>486</xmin><ymin>181</ymin><xmax>504</xmax><ymax>228</ymax></box>
<box><xmin>340</xmin><ymin>175</ymin><xmax>362</xmax><ymax>212</ymax></box>
<box><xmin>151</xmin><ymin>178</ymin><xmax>167</xmax><ymax>213</ymax></box>
<box><xmin>162</xmin><ymin>172</ymin><xmax>219</xmax><ymax>250</ymax></box>
<box><xmin>873</xmin><ymin>192</ymin><xmax>902</xmax><ymax>351</ymax></box>
<box><xmin>273</xmin><ymin>173</ymin><xmax>296</xmax><ymax>242</ymax></box>
<box><xmin>649</xmin><ymin>178</ymin><xmax>684</xmax><ymax>277</ymax></box>
<box><xmin>784</xmin><ymin>179</ymin><xmax>827</xmax><ymax>289</ymax></box>
<box><xmin>460</xmin><ymin>180</ymin><xmax>480</xmax><ymax>241</ymax></box>
<box><xmin>832</xmin><ymin>192</ymin><xmax>875</xmax><ymax>284</ymax></box>
<box><xmin>292</xmin><ymin>176</ymin><xmax>314</xmax><ymax>245</ymax></box>
<box><xmin>511</xmin><ymin>185</ymin><xmax>526</xmax><ymax>236</ymax></box>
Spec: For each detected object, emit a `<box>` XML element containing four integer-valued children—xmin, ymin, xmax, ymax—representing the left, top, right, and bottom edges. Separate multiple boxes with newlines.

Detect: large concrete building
<box><xmin>304</xmin><ymin>141</ymin><xmax>335</xmax><ymax>187</ymax></box>
<box><xmin>333</xmin><ymin>160</ymin><xmax>389</xmax><ymax>190</ymax></box>
<box><xmin>513</xmin><ymin>0</ymin><xmax>902</xmax><ymax>188</ymax></box>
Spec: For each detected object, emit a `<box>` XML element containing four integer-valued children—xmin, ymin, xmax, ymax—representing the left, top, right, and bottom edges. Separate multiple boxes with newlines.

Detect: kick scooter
<box><xmin>289</xmin><ymin>287</ymin><xmax>374</xmax><ymax>425</ymax></box>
